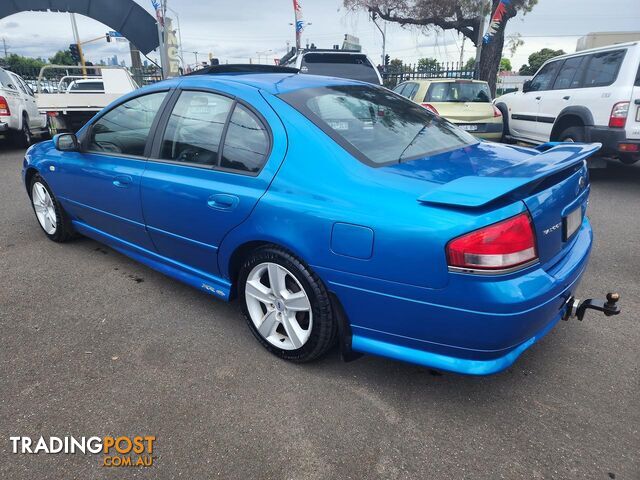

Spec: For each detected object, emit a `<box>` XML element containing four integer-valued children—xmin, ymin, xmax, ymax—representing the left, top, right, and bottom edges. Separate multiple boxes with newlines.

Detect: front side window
<box><xmin>552</xmin><ymin>56</ymin><xmax>586</xmax><ymax>90</ymax></box>
<box><xmin>220</xmin><ymin>104</ymin><xmax>270</xmax><ymax>173</ymax></box>
<box><xmin>582</xmin><ymin>49</ymin><xmax>626</xmax><ymax>88</ymax></box>
<box><xmin>280</xmin><ymin>85</ymin><xmax>477</xmax><ymax>166</ymax></box>
<box><xmin>88</xmin><ymin>91</ymin><xmax>167</xmax><ymax>156</ymax></box>
<box><xmin>425</xmin><ymin>81</ymin><xmax>492</xmax><ymax>102</ymax></box>
<box><xmin>529</xmin><ymin>61</ymin><xmax>562</xmax><ymax>92</ymax></box>
<box><xmin>160</xmin><ymin>91</ymin><xmax>233</xmax><ymax>165</ymax></box>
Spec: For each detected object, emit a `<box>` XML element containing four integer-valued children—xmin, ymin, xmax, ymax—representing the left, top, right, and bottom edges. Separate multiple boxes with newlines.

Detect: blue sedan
<box><xmin>22</xmin><ymin>66</ymin><xmax>603</xmax><ymax>375</ymax></box>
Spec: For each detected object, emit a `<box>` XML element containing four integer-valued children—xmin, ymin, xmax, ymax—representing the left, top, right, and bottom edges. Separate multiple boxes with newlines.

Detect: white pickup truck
<box><xmin>36</xmin><ymin>65</ymin><xmax>139</xmax><ymax>134</ymax></box>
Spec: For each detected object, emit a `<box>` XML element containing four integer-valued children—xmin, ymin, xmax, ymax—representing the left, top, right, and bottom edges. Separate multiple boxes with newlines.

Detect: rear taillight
<box><xmin>446</xmin><ymin>212</ymin><xmax>538</xmax><ymax>272</ymax></box>
<box><xmin>492</xmin><ymin>105</ymin><xmax>502</xmax><ymax>118</ymax></box>
<box><xmin>420</xmin><ymin>103</ymin><xmax>439</xmax><ymax>115</ymax></box>
<box><xmin>609</xmin><ymin>101</ymin><xmax>629</xmax><ymax>128</ymax></box>
<box><xmin>0</xmin><ymin>96</ymin><xmax>10</xmax><ymax>116</ymax></box>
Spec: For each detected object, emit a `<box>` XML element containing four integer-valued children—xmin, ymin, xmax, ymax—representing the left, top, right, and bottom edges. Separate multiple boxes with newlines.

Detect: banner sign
<box><xmin>483</xmin><ymin>0</ymin><xmax>511</xmax><ymax>45</ymax></box>
<box><xmin>293</xmin><ymin>0</ymin><xmax>304</xmax><ymax>49</ymax></box>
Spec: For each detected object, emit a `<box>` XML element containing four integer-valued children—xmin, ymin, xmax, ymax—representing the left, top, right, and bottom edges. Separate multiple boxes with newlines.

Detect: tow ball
<box><xmin>564</xmin><ymin>293</ymin><xmax>621</xmax><ymax>321</ymax></box>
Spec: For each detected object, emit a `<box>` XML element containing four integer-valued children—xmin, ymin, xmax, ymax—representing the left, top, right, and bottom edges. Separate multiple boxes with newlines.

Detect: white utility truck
<box><xmin>36</xmin><ymin>65</ymin><xmax>139</xmax><ymax>134</ymax></box>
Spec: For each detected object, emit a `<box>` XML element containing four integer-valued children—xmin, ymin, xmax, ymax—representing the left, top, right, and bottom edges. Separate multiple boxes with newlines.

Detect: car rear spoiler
<box><xmin>417</xmin><ymin>143</ymin><xmax>601</xmax><ymax>208</ymax></box>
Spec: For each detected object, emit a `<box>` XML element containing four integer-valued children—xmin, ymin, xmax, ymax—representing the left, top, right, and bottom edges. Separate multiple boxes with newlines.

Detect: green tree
<box><xmin>0</xmin><ymin>53</ymin><xmax>46</xmax><ymax>71</ymax></box>
<box><xmin>499</xmin><ymin>57</ymin><xmax>512</xmax><ymax>72</ymax></box>
<box><xmin>519</xmin><ymin>48</ymin><xmax>565</xmax><ymax>75</ymax></box>
<box><xmin>464</xmin><ymin>56</ymin><xmax>511</xmax><ymax>72</ymax></box>
<box><xmin>417</xmin><ymin>57</ymin><xmax>439</xmax><ymax>72</ymax></box>
<box><xmin>389</xmin><ymin>58</ymin><xmax>411</xmax><ymax>73</ymax></box>
<box><xmin>49</xmin><ymin>49</ymin><xmax>75</xmax><ymax>66</ymax></box>
<box><xmin>345</xmin><ymin>0</ymin><xmax>539</xmax><ymax>94</ymax></box>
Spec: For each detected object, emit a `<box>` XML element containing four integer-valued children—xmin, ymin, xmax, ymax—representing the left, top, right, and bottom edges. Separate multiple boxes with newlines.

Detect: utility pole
<box><xmin>474</xmin><ymin>2</ymin><xmax>487</xmax><ymax>79</ymax></box>
<box><xmin>370</xmin><ymin>10</ymin><xmax>386</xmax><ymax>67</ymax></box>
<box><xmin>2</xmin><ymin>38</ymin><xmax>7</xmax><ymax>57</ymax></box>
<box><xmin>69</xmin><ymin>13</ymin><xmax>87</xmax><ymax>75</ymax></box>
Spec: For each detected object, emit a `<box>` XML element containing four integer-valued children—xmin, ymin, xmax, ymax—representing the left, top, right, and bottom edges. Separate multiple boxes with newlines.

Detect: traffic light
<box><xmin>384</xmin><ymin>54</ymin><xmax>390</xmax><ymax>66</ymax></box>
<box><xmin>69</xmin><ymin>43</ymin><xmax>81</xmax><ymax>63</ymax></box>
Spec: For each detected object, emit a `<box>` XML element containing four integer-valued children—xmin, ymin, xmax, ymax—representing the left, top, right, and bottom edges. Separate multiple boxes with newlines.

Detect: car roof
<box><xmin>180</xmin><ymin>72</ymin><xmax>366</xmax><ymax>95</ymax></box>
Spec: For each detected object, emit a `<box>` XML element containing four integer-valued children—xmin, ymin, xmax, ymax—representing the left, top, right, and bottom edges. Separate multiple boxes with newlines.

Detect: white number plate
<box><xmin>564</xmin><ymin>207</ymin><xmax>582</xmax><ymax>241</ymax></box>
<box><xmin>458</xmin><ymin>124</ymin><xmax>478</xmax><ymax>132</ymax></box>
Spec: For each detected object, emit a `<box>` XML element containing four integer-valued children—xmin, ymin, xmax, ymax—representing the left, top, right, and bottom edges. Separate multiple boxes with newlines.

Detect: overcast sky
<box><xmin>1</xmin><ymin>0</ymin><xmax>638</xmax><ymax>70</ymax></box>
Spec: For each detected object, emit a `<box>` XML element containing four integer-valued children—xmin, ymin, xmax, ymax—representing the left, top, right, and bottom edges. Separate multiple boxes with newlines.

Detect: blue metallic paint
<box><xmin>22</xmin><ymin>73</ymin><xmax>599</xmax><ymax>375</ymax></box>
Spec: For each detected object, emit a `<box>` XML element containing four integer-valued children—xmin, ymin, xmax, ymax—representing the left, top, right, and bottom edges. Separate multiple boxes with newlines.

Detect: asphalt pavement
<box><xmin>0</xmin><ymin>145</ymin><xmax>638</xmax><ymax>479</ymax></box>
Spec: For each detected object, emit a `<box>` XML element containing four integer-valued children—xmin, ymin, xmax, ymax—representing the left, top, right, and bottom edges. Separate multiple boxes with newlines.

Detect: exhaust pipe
<box><xmin>564</xmin><ymin>293</ymin><xmax>621</xmax><ymax>321</ymax></box>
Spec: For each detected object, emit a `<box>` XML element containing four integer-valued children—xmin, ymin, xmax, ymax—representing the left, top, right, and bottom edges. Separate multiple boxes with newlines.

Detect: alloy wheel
<box><xmin>244</xmin><ymin>262</ymin><xmax>313</xmax><ymax>350</ymax></box>
<box><xmin>32</xmin><ymin>182</ymin><xmax>57</xmax><ymax>234</ymax></box>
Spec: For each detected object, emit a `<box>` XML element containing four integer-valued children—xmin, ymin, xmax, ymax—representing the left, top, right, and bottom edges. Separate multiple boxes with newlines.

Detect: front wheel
<box><xmin>30</xmin><ymin>174</ymin><xmax>76</xmax><ymax>242</ymax></box>
<box><xmin>238</xmin><ymin>246</ymin><xmax>337</xmax><ymax>362</ymax></box>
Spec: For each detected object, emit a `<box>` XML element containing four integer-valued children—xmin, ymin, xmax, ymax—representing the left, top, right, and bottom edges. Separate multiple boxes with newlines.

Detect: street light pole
<box><xmin>370</xmin><ymin>10</ymin><xmax>386</xmax><ymax>67</ymax></box>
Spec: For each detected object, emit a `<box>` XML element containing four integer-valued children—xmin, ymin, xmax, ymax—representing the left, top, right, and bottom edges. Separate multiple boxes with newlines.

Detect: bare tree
<box><xmin>345</xmin><ymin>0</ymin><xmax>538</xmax><ymax>93</ymax></box>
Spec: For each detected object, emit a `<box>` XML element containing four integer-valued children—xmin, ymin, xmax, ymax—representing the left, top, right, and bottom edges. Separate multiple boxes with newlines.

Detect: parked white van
<box><xmin>495</xmin><ymin>42</ymin><xmax>640</xmax><ymax>164</ymax></box>
<box><xmin>0</xmin><ymin>67</ymin><xmax>48</xmax><ymax>147</ymax></box>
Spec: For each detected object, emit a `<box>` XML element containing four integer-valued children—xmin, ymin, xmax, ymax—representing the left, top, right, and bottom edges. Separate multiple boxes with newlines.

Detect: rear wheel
<box><xmin>238</xmin><ymin>246</ymin><xmax>337</xmax><ymax>362</ymax></box>
<box><xmin>496</xmin><ymin>104</ymin><xmax>511</xmax><ymax>143</ymax></box>
<box><xmin>558</xmin><ymin>126</ymin><xmax>585</xmax><ymax>143</ymax></box>
<box><xmin>12</xmin><ymin>114</ymin><xmax>32</xmax><ymax>148</ymax></box>
<box><xmin>29</xmin><ymin>174</ymin><xmax>75</xmax><ymax>242</ymax></box>
<box><xmin>619</xmin><ymin>154</ymin><xmax>639</xmax><ymax>165</ymax></box>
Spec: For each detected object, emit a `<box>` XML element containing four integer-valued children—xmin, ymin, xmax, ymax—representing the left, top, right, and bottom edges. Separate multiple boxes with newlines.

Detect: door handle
<box><xmin>535</xmin><ymin>96</ymin><xmax>541</xmax><ymax>101</ymax></box>
<box><xmin>563</xmin><ymin>96</ymin><xmax>571</xmax><ymax>100</ymax></box>
<box><xmin>207</xmin><ymin>193</ymin><xmax>239</xmax><ymax>210</ymax></box>
<box><xmin>112</xmin><ymin>175</ymin><xmax>133</xmax><ymax>188</ymax></box>
<box><xmin>635</xmin><ymin>99</ymin><xmax>640</xmax><ymax>105</ymax></box>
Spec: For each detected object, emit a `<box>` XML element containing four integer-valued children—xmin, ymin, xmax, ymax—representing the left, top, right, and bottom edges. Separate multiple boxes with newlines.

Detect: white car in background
<box><xmin>0</xmin><ymin>67</ymin><xmax>48</xmax><ymax>147</ymax></box>
<box><xmin>495</xmin><ymin>41</ymin><xmax>640</xmax><ymax>164</ymax></box>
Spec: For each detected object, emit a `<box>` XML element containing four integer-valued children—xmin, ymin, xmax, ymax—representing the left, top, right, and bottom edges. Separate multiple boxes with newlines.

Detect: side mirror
<box><xmin>54</xmin><ymin>133</ymin><xmax>79</xmax><ymax>152</ymax></box>
<box><xmin>522</xmin><ymin>80</ymin><xmax>533</xmax><ymax>93</ymax></box>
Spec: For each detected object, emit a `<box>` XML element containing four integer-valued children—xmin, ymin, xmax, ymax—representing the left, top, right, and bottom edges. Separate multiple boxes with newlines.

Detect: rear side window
<box><xmin>552</xmin><ymin>56</ymin><xmax>586</xmax><ymax>90</ymax></box>
<box><xmin>425</xmin><ymin>82</ymin><xmax>492</xmax><ymax>102</ymax></box>
<box><xmin>88</xmin><ymin>91</ymin><xmax>167</xmax><ymax>156</ymax></box>
<box><xmin>404</xmin><ymin>83</ymin><xmax>419</xmax><ymax>100</ymax></box>
<box><xmin>0</xmin><ymin>69</ymin><xmax>16</xmax><ymax>90</ymax></box>
<box><xmin>280</xmin><ymin>85</ymin><xmax>477</xmax><ymax>166</ymax></box>
<box><xmin>581</xmin><ymin>49</ymin><xmax>626</xmax><ymax>87</ymax></box>
<box><xmin>160</xmin><ymin>91</ymin><xmax>234</xmax><ymax>166</ymax></box>
<box><xmin>220</xmin><ymin>105</ymin><xmax>270</xmax><ymax>173</ymax></box>
<box><xmin>529</xmin><ymin>61</ymin><xmax>562</xmax><ymax>92</ymax></box>
<box><xmin>301</xmin><ymin>53</ymin><xmax>380</xmax><ymax>84</ymax></box>
<box><xmin>636</xmin><ymin>62</ymin><xmax>640</xmax><ymax>87</ymax></box>
<box><xmin>393</xmin><ymin>83</ymin><xmax>408</xmax><ymax>96</ymax></box>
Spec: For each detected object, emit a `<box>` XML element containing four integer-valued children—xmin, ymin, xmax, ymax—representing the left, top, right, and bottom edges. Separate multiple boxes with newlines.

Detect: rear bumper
<box><xmin>585</xmin><ymin>126</ymin><xmax>639</xmax><ymax>157</ymax></box>
<box><xmin>316</xmin><ymin>219</ymin><xmax>592</xmax><ymax>375</ymax></box>
<box><xmin>0</xmin><ymin>121</ymin><xmax>8</xmax><ymax>135</ymax></box>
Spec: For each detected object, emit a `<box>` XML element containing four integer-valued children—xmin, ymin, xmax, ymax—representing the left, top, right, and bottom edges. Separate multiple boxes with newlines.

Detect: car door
<box><xmin>534</xmin><ymin>56</ymin><xmax>587</xmax><ymax>139</ymax></box>
<box><xmin>10</xmin><ymin>73</ymin><xmax>44</xmax><ymax>129</ymax></box>
<box><xmin>49</xmin><ymin>90</ymin><xmax>170</xmax><ymax>250</ymax></box>
<box><xmin>140</xmin><ymin>86</ymin><xmax>287</xmax><ymax>277</ymax></box>
<box><xmin>509</xmin><ymin>60</ymin><xmax>563</xmax><ymax>142</ymax></box>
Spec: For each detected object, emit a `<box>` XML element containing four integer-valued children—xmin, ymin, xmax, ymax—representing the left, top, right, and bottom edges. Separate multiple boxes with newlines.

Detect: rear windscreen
<box><xmin>280</xmin><ymin>84</ymin><xmax>477</xmax><ymax>166</ymax></box>
<box><xmin>425</xmin><ymin>82</ymin><xmax>492</xmax><ymax>103</ymax></box>
<box><xmin>301</xmin><ymin>53</ymin><xmax>380</xmax><ymax>84</ymax></box>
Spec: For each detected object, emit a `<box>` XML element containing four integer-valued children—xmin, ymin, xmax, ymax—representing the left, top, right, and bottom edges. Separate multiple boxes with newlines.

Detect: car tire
<box><xmin>496</xmin><ymin>104</ymin><xmax>511</xmax><ymax>143</ymax></box>
<box><xmin>619</xmin><ymin>154</ymin><xmax>639</xmax><ymax>165</ymax></box>
<box><xmin>29</xmin><ymin>173</ymin><xmax>76</xmax><ymax>242</ymax></box>
<box><xmin>558</xmin><ymin>126</ymin><xmax>585</xmax><ymax>143</ymax></box>
<box><xmin>238</xmin><ymin>245</ymin><xmax>337</xmax><ymax>363</ymax></box>
<box><xmin>12</xmin><ymin>114</ymin><xmax>32</xmax><ymax>148</ymax></box>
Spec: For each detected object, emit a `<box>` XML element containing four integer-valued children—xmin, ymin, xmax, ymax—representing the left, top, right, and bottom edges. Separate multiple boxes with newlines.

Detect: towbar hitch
<box><xmin>564</xmin><ymin>293</ymin><xmax>621</xmax><ymax>321</ymax></box>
